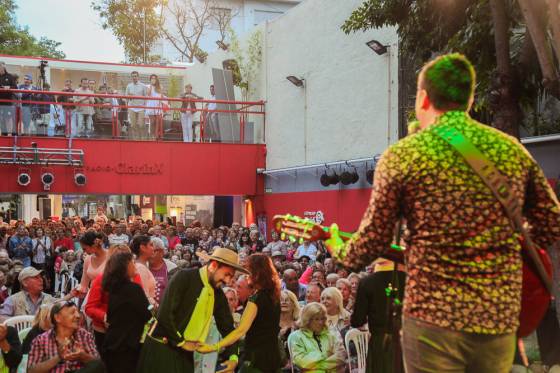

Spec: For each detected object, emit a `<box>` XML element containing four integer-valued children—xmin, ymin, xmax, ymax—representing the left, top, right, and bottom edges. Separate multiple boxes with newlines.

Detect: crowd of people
<box><xmin>0</xmin><ymin>212</ymin><xmax>408</xmax><ymax>373</ymax></box>
<box><xmin>0</xmin><ymin>62</ymin><xmax>220</xmax><ymax>142</ymax></box>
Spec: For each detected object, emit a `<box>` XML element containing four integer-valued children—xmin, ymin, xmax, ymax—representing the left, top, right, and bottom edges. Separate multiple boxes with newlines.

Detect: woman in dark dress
<box><xmin>102</xmin><ymin>251</ymin><xmax>152</xmax><ymax>373</ymax></box>
<box><xmin>197</xmin><ymin>253</ymin><xmax>282</xmax><ymax>373</ymax></box>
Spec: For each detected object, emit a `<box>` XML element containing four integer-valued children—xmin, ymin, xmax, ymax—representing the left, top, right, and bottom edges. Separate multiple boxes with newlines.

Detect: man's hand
<box><xmin>195</xmin><ymin>343</ymin><xmax>215</xmax><ymax>353</ymax></box>
<box><xmin>0</xmin><ymin>325</ymin><xmax>8</xmax><ymax>341</ymax></box>
<box><xmin>216</xmin><ymin>360</ymin><xmax>237</xmax><ymax>373</ymax></box>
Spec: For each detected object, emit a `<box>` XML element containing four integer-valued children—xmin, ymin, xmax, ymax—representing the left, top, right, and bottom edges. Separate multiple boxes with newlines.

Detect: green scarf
<box><xmin>183</xmin><ymin>266</ymin><xmax>215</xmax><ymax>343</ymax></box>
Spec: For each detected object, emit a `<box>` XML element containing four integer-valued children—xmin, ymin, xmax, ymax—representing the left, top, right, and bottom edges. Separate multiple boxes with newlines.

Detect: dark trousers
<box><xmin>104</xmin><ymin>347</ymin><xmax>141</xmax><ymax>373</ymax></box>
<box><xmin>93</xmin><ymin>331</ymin><xmax>106</xmax><ymax>360</ymax></box>
<box><xmin>73</xmin><ymin>359</ymin><xmax>105</xmax><ymax>373</ymax></box>
<box><xmin>402</xmin><ymin>317</ymin><xmax>516</xmax><ymax>373</ymax></box>
<box><xmin>537</xmin><ymin>303</ymin><xmax>560</xmax><ymax>366</ymax></box>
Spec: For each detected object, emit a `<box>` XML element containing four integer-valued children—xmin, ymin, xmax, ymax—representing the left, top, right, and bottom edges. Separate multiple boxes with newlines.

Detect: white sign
<box><xmin>303</xmin><ymin>210</ymin><xmax>324</xmax><ymax>224</ymax></box>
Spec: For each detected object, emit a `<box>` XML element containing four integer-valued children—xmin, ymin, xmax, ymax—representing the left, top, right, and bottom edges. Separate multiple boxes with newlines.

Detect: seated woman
<box><xmin>287</xmin><ymin>302</ymin><xmax>346</xmax><ymax>373</ymax></box>
<box><xmin>320</xmin><ymin>287</ymin><xmax>350</xmax><ymax>337</ymax></box>
<box><xmin>279</xmin><ymin>290</ymin><xmax>300</xmax><ymax>371</ymax></box>
<box><xmin>22</xmin><ymin>304</ymin><xmax>52</xmax><ymax>354</ymax></box>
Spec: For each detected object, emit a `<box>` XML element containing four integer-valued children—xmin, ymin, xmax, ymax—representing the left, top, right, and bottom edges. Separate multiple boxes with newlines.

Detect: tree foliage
<box><xmin>342</xmin><ymin>0</ymin><xmax>560</xmax><ymax>137</ymax></box>
<box><xmin>229</xmin><ymin>29</ymin><xmax>262</xmax><ymax>101</ymax></box>
<box><xmin>0</xmin><ymin>0</ymin><xmax>65</xmax><ymax>58</ymax></box>
<box><xmin>92</xmin><ymin>0</ymin><xmax>164</xmax><ymax>63</ymax></box>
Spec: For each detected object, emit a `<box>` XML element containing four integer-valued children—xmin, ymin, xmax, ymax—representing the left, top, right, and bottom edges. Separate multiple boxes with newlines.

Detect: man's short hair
<box><xmin>131</xmin><ymin>71</ymin><xmax>139</xmax><ymax>76</ymax></box>
<box><xmin>419</xmin><ymin>53</ymin><xmax>475</xmax><ymax>112</ymax></box>
<box><xmin>81</xmin><ymin>77</ymin><xmax>88</xmax><ymax>83</ymax></box>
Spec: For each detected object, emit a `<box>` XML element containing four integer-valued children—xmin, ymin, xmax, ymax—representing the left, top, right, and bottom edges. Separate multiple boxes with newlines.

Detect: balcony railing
<box><xmin>0</xmin><ymin>89</ymin><xmax>266</xmax><ymax>144</ymax></box>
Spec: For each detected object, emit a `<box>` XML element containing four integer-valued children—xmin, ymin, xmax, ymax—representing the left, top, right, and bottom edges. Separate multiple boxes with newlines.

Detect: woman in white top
<box><xmin>146</xmin><ymin>74</ymin><xmax>164</xmax><ymax>138</ymax></box>
<box><xmin>31</xmin><ymin>227</ymin><xmax>52</xmax><ymax>270</ymax></box>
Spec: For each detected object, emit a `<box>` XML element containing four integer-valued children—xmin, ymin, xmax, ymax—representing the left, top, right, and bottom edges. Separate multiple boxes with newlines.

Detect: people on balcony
<box><xmin>125</xmin><ymin>71</ymin><xmax>147</xmax><ymax>140</ymax></box>
<box><xmin>180</xmin><ymin>84</ymin><xmax>202</xmax><ymax>142</ymax></box>
<box><xmin>0</xmin><ymin>62</ymin><xmax>17</xmax><ymax>135</ymax></box>
<box><xmin>146</xmin><ymin>74</ymin><xmax>165</xmax><ymax>140</ymax></box>
<box><xmin>74</xmin><ymin>78</ymin><xmax>95</xmax><ymax>138</ymax></box>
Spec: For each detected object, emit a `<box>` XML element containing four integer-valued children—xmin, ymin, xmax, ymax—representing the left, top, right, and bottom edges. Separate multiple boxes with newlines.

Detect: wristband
<box><xmin>228</xmin><ymin>354</ymin><xmax>238</xmax><ymax>362</ymax></box>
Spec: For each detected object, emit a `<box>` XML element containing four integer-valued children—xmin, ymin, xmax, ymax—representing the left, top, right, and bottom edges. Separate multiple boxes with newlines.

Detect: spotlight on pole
<box><xmin>74</xmin><ymin>169</ymin><xmax>87</xmax><ymax>186</ymax></box>
<box><xmin>286</xmin><ymin>76</ymin><xmax>304</xmax><ymax>87</ymax></box>
<box><xmin>17</xmin><ymin>169</ymin><xmax>31</xmax><ymax>187</ymax></box>
<box><xmin>366</xmin><ymin>40</ymin><xmax>388</xmax><ymax>55</ymax></box>
<box><xmin>320</xmin><ymin>171</ymin><xmax>331</xmax><ymax>187</ymax></box>
<box><xmin>366</xmin><ymin>168</ymin><xmax>374</xmax><ymax>185</ymax></box>
<box><xmin>341</xmin><ymin>167</ymin><xmax>359</xmax><ymax>185</ymax></box>
<box><xmin>41</xmin><ymin>170</ymin><xmax>54</xmax><ymax>190</ymax></box>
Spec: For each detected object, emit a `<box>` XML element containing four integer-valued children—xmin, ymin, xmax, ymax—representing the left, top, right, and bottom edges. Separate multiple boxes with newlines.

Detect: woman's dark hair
<box><xmin>79</xmin><ymin>231</ymin><xmax>102</xmax><ymax>246</ymax></box>
<box><xmin>246</xmin><ymin>253</ymin><xmax>281</xmax><ymax>304</ymax></box>
<box><xmin>238</xmin><ymin>232</ymin><xmax>251</xmax><ymax>246</ymax></box>
<box><xmin>102</xmin><ymin>251</ymin><xmax>133</xmax><ymax>292</ymax></box>
<box><xmin>149</xmin><ymin>74</ymin><xmax>161</xmax><ymax>93</ymax></box>
<box><xmin>131</xmin><ymin>235</ymin><xmax>151</xmax><ymax>256</ymax></box>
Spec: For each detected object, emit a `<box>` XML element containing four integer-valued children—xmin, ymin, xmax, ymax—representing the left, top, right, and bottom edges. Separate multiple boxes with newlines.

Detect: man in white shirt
<box><xmin>108</xmin><ymin>223</ymin><xmax>130</xmax><ymax>246</ymax></box>
<box><xmin>125</xmin><ymin>71</ymin><xmax>147</xmax><ymax>140</ymax></box>
<box><xmin>295</xmin><ymin>240</ymin><xmax>318</xmax><ymax>262</ymax></box>
<box><xmin>204</xmin><ymin>84</ymin><xmax>220</xmax><ymax>142</ymax></box>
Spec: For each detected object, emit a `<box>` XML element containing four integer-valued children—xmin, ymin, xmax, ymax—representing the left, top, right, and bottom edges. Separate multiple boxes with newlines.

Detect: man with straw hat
<box><xmin>137</xmin><ymin>247</ymin><xmax>248</xmax><ymax>373</ymax></box>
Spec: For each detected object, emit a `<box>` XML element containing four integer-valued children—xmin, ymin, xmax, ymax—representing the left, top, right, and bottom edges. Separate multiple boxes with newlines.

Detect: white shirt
<box><xmin>108</xmin><ymin>233</ymin><xmax>129</xmax><ymax>246</ymax></box>
<box><xmin>295</xmin><ymin>243</ymin><xmax>318</xmax><ymax>261</ymax></box>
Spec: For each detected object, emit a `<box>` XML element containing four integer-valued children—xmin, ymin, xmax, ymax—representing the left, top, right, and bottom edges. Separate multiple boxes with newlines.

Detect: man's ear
<box><xmin>420</xmin><ymin>90</ymin><xmax>431</xmax><ymax>110</ymax></box>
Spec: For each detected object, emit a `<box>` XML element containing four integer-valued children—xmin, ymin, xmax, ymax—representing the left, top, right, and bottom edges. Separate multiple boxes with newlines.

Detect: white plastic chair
<box><xmin>344</xmin><ymin>328</ymin><xmax>370</xmax><ymax>373</ymax></box>
<box><xmin>18</xmin><ymin>326</ymin><xmax>31</xmax><ymax>344</ymax></box>
<box><xmin>5</xmin><ymin>315</ymin><xmax>34</xmax><ymax>333</ymax></box>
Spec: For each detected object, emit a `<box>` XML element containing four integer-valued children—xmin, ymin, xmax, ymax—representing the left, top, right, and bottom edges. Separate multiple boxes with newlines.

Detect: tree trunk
<box><xmin>489</xmin><ymin>0</ymin><xmax>521</xmax><ymax>137</ymax></box>
<box><xmin>547</xmin><ymin>0</ymin><xmax>560</xmax><ymax>64</ymax></box>
<box><xmin>518</xmin><ymin>0</ymin><xmax>559</xmax><ymax>93</ymax></box>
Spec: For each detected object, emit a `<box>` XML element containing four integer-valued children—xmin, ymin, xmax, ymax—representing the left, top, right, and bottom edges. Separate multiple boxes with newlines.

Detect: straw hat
<box><xmin>196</xmin><ymin>247</ymin><xmax>249</xmax><ymax>274</ymax></box>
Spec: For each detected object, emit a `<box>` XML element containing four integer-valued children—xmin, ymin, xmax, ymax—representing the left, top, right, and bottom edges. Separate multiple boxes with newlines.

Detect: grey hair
<box><xmin>298</xmin><ymin>302</ymin><xmax>326</xmax><ymax>330</ymax></box>
<box><xmin>321</xmin><ymin>287</ymin><xmax>345</xmax><ymax>315</ymax></box>
<box><xmin>150</xmin><ymin>236</ymin><xmax>165</xmax><ymax>250</ymax></box>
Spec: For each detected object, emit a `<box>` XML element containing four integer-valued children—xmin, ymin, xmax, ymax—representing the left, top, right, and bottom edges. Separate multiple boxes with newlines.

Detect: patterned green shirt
<box><xmin>342</xmin><ymin>110</ymin><xmax>560</xmax><ymax>334</ymax></box>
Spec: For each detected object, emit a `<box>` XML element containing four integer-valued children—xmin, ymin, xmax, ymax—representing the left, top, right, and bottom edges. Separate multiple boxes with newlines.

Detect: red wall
<box><xmin>259</xmin><ymin>188</ymin><xmax>373</xmax><ymax>234</ymax></box>
<box><xmin>0</xmin><ymin>137</ymin><xmax>266</xmax><ymax>196</ymax></box>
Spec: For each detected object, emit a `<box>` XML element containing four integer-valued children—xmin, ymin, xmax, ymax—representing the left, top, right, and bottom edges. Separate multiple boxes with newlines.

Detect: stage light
<box><xmin>328</xmin><ymin>171</ymin><xmax>339</xmax><ymax>185</ymax></box>
<box><xmin>341</xmin><ymin>168</ymin><xmax>359</xmax><ymax>185</ymax></box>
<box><xmin>286</xmin><ymin>76</ymin><xmax>304</xmax><ymax>87</ymax></box>
<box><xmin>366</xmin><ymin>40</ymin><xmax>388</xmax><ymax>55</ymax></box>
<box><xmin>17</xmin><ymin>170</ymin><xmax>31</xmax><ymax>186</ymax></box>
<box><xmin>74</xmin><ymin>170</ymin><xmax>86</xmax><ymax>186</ymax></box>
<box><xmin>41</xmin><ymin>171</ymin><xmax>54</xmax><ymax>190</ymax></box>
<box><xmin>320</xmin><ymin>172</ymin><xmax>331</xmax><ymax>187</ymax></box>
<box><xmin>366</xmin><ymin>169</ymin><xmax>374</xmax><ymax>185</ymax></box>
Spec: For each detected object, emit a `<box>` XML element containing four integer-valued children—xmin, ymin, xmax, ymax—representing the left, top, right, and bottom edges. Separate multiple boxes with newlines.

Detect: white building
<box><xmin>153</xmin><ymin>0</ymin><xmax>302</xmax><ymax>62</ymax></box>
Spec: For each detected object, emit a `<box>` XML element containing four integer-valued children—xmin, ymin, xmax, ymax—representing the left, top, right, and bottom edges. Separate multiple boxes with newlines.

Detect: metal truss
<box><xmin>0</xmin><ymin>146</ymin><xmax>84</xmax><ymax>166</ymax></box>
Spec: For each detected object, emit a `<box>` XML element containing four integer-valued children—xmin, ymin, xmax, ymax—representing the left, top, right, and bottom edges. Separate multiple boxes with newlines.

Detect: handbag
<box><xmin>433</xmin><ymin>124</ymin><xmax>553</xmax><ymax>338</ymax></box>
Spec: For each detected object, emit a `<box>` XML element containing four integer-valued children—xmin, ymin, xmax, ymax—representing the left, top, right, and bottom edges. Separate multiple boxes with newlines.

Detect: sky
<box><xmin>15</xmin><ymin>0</ymin><xmax>126</xmax><ymax>62</ymax></box>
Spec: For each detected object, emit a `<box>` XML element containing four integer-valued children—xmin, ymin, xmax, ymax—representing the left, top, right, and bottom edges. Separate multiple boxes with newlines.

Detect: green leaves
<box><xmin>91</xmin><ymin>0</ymin><xmax>163</xmax><ymax>63</ymax></box>
<box><xmin>0</xmin><ymin>0</ymin><xmax>65</xmax><ymax>58</ymax></box>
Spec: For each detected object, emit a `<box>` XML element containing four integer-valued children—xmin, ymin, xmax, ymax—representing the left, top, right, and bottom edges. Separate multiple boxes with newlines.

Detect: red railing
<box><xmin>0</xmin><ymin>88</ymin><xmax>266</xmax><ymax>143</ymax></box>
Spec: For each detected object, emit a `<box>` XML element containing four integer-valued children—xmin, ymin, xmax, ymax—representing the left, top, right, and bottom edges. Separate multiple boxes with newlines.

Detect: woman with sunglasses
<box><xmin>102</xmin><ymin>251</ymin><xmax>151</xmax><ymax>372</ymax></box>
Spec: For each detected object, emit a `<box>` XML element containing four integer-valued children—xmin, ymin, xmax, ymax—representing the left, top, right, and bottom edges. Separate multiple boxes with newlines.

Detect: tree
<box><xmin>211</xmin><ymin>6</ymin><xmax>239</xmax><ymax>50</ymax></box>
<box><xmin>342</xmin><ymin>0</ymin><xmax>560</xmax><ymax>137</ymax></box>
<box><xmin>0</xmin><ymin>0</ymin><xmax>65</xmax><ymax>58</ymax></box>
<box><xmin>160</xmin><ymin>0</ymin><xmax>215</xmax><ymax>63</ymax></box>
<box><xmin>229</xmin><ymin>29</ymin><xmax>262</xmax><ymax>101</ymax></box>
<box><xmin>92</xmin><ymin>0</ymin><xmax>164</xmax><ymax>63</ymax></box>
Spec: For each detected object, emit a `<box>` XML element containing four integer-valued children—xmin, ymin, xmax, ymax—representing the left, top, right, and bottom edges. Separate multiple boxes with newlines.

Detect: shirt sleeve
<box><xmin>341</xmin><ymin>148</ymin><xmax>405</xmax><ymax>271</ymax></box>
<box><xmin>0</xmin><ymin>296</ymin><xmax>14</xmax><ymax>317</ymax></box>
<box><xmin>79</xmin><ymin>329</ymin><xmax>99</xmax><ymax>359</ymax></box>
<box><xmin>27</xmin><ymin>336</ymin><xmax>46</xmax><ymax>369</ymax></box>
<box><xmin>523</xmin><ymin>157</ymin><xmax>560</xmax><ymax>248</ymax></box>
<box><xmin>3</xmin><ymin>326</ymin><xmax>22</xmax><ymax>368</ymax></box>
<box><xmin>84</xmin><ymin>276</ymin><xmax>106</xmax><ymax>325</ymax></box>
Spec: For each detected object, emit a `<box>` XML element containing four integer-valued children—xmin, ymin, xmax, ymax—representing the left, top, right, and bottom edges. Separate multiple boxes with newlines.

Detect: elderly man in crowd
<box><xmin>27</xmin><ymin>300</ymin><xmax>103</xmax><ymax>373</ymax></box>
<box><xmin>0</xmin><ymin>267</ymin><xmax>75</xmax><ymax>321</ymax></box>
<box><xmin>282</xmin><ymin>268</ymin><xmax>307</xmax><ymax>301</ymax></box>
<box><xmin>148</xmin><ymin>237</ymin><xmax>177</xmax><ymax>305</ymax></box>
<box><xmin>108</xmin><ymin>223</ymin><xmax>129</xmax><ymax>246</ymax></box>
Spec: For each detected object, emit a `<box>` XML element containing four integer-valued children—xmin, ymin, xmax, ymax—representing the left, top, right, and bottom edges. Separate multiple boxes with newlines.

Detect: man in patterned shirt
<box><xmin>335</xmin><ymin>54</ymin><xmax>560</xmax><ymax>372</ymax></box>
<box><xmin>27</xmin><ymin>301</ymin><xmax>103</xmax><ymax>373</ymax></box>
